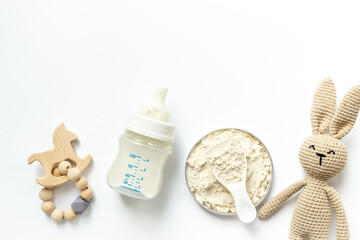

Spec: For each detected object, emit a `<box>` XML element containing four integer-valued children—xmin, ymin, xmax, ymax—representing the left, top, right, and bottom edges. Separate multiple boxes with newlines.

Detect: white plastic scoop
<box><xmin>205</xmin><ymin>139</ymin><xmax>257</xmax><ymax>223</ymax></box>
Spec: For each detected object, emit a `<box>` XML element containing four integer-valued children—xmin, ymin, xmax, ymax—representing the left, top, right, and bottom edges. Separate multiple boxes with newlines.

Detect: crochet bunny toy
<box><xmin>258</xmin><ymin>78</ymin><xmax>360</xmax><ymax>240</ymax></box>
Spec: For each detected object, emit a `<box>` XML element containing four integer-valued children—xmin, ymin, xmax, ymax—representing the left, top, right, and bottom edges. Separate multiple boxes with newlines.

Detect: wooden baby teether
<box><xmin>28</xmin><ymin>123</ymin><xmax>92</xmax><ymax>187</ymax></box>
<box><xmin>28</xmin><ymin>123</ymin><xmax>93</xmax><ymax>223</ymax></box>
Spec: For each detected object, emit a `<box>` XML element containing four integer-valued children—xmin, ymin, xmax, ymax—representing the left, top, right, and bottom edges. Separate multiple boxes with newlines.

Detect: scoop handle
<box><xmin>230</xmin><ymin>180</ymin><xmax>257</xmax><ymax>223</ymax></box>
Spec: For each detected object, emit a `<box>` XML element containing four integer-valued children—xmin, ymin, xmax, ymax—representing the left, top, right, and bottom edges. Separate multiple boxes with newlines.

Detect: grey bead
<box><xmin>71</xmin><ymin>196</ymin><xmax>89</xmax><ymax>214</ymax></box>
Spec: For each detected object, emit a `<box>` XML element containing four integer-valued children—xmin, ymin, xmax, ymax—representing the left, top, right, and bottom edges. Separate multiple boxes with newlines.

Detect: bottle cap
<box><xmin>126</xmin><ymin>87</ymin><xmax>175</xmax><ymax>143</ymax></box>
<box><xmin>125</xmin><ymin>113</ymin><xmax>175</xmax><ymax>143</ymax></box>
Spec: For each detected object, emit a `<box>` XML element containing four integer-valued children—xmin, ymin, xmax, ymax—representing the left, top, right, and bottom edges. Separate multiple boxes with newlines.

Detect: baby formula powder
<box><xmin>186</xmin><ymin>129</ymin><xmax>272</xmax><ymax>214</ymax></box>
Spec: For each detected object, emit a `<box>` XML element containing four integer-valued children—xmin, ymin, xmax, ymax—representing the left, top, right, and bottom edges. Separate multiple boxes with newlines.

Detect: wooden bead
<box><xmin>64</xmin><ymin>208</ymin><xmax>77</xmax><ymax>221</ymax></box>
<box><xmin>51</xmin><ymin>209</ymin><xmax>64</xmax><ymax>223</ymax></box>
<box><xmin>58</xmin><ymin>161</ymin><xmax>72</xmax><ymax>175</ymax></box>
<box><xmin>52</xmin><ymin>167</ymin><xmax>62</xmax><ymax>177</ymax></box>
<box><xmin>41</xmin><ymin>201</ymin><xmax>55</xmax><ymax>214</ymax></box>
<box><xmin>67</xmin><ymin>167</ymin><xmax>81</xmax><ymax>181</ymax></box>
<box><xmin>39</xmin><ymin>188</ymin><xmax>52</xmax><ymax>201</ymax></box>
<box><xmin>75</xmin><ymin>176</ymin><xmax>88</xmax><ymax>190</ymax></box>
<box><xmin>80</xmin><ymin>187</ymin><xmax>93</xmax><ymax>201</ymax></box>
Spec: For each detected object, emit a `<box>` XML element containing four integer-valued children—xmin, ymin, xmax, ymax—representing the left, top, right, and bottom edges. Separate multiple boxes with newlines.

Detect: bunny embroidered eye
<box><xmin>327</xmin><ymin>150</ymin><xmax>335</xmax><ymax>155</ymax></box>
<box><xmin>309</xmin><ymin>145</ymin><xmax>315</xmax><ymax>150</ymax></box>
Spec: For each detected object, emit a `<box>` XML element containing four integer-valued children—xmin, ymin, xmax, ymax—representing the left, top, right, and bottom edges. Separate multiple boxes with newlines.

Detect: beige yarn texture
<box><xmin>258</xmin><ymin>78</ymin><xmax>360</xmax><ymax>240</ymax></box>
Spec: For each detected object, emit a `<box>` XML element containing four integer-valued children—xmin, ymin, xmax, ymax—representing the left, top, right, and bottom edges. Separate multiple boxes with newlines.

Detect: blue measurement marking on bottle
<box><xmin>120</xmin><ymin>153</ymin><xmax>149</xmax><ymax>193</ymax></box>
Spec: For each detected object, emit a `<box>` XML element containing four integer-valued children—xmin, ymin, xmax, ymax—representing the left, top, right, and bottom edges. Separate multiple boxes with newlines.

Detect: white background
<box><xmin>1</xmin><ymin>1</ymin><xmax>360</xmax><ymax>239</ymax></box>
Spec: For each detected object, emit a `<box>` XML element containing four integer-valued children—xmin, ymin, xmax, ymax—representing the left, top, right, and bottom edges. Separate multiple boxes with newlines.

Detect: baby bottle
<box><xmin>107</xmin><ymin>87</ymin><xmax>175</xmax><ymax>199</ymax></box>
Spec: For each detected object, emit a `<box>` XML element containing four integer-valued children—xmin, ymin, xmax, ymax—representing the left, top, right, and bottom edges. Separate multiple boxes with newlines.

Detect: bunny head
<box><xmin>299</xmin><ymin>78</ymin><xmax>360</xmax><ymax>181</ymax></box>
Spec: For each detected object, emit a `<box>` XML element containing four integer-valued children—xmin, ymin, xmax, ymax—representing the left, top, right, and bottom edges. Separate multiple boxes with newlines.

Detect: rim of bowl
<box><xmin>185</xmin><ymin>128</ymin><xmax>274</xmax><ymax>216</ymax></box>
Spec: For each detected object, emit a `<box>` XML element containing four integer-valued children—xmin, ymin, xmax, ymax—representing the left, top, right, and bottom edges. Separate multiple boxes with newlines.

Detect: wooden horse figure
<box><xmin>28</xmin><ymin>123</ymin><xmax>92</xmax><ymax>188</ymax></box>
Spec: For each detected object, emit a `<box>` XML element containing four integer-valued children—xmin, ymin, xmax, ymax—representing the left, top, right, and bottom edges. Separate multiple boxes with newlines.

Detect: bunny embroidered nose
<box><xmin>316</xmin><ymin>152</ymin><xmax>326</xmax><ymax>166</ymax></box>
<box><xmin>316</xmin><ymin>153</ymin><xmax>326</xmax><ymax>158</ymax></box>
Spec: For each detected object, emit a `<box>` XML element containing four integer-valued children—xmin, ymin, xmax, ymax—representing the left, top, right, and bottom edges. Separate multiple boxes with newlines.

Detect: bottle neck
<box><xmin>124</xmin><ymin>130</ymin><xmax>172</xmax><ymax>148</ymax></box>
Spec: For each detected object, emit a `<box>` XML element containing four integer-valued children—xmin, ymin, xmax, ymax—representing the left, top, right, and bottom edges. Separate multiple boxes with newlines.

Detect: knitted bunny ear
<box><xmin>311</xmin><ymin>78</ymin><xmax>336</xmax><ymax>134</ymax></box>
<box><xmin>330</xmin><ymin>85</ymin><xmax>360</xmax><ymax>139</ymax></box>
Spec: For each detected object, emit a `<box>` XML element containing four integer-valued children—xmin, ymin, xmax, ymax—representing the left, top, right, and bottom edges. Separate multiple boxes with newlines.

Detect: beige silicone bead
<box><xmin>41</xmin><ymin>201</ymin><xmax>55</xmax><ymax>214</ymax></box>
<box><xmin>64</xmin><ymin>208</ymin><xmax>77</xmax><ymax>221</ymax></box>
<box><xmin>75</xmin><ymin>176</ymin><xmax>88</xmax><ymax>190</ymax></box>
<box><xmin>52</xmin><ymin>167</ymin><xmax>62</xmax><ymax>177</ymax></box>
<box><xmin>80</xmin><ymin>187</ymin><xmax>93</xmax><ymax>201</ymax></box>
<box><xmin>58</xmin><ymin>161</ymin><xmax>72</xmax><ymax>175</ymax></box>
<box><xmin>67</xmin><ymin>167</ymin><xmax>81</xmax><ymax>181</ymax></box>
<box><xmin>51</xmin><ymin>209</ymin><xmax>64</xmax><ymax>223</ymax></box>
<box><xmin>39</xmin><ymin>188</ymin><xmax>53</xmax><ymax>201</ymax></box>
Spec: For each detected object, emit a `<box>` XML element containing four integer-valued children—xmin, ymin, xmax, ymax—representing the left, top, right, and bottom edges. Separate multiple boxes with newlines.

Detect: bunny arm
<box><xmin>324</xmin><ymin>186</ymin><xmax>349</xmax><ymax>240</ymax></box>
<box><xmin>258</xmin><ymin>178</ymin><xmax>307</xmax><ymax>219</ymax></box>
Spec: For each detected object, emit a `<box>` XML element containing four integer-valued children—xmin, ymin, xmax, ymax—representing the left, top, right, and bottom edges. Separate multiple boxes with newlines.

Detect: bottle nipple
<box><xmin>138</xmin><ymin>87</ymin><xmax>170</xmax><ymax>122</ymax></box>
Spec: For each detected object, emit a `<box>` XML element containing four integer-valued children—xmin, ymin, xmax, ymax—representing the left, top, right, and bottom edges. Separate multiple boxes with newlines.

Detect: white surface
<box><xmin>1</xmin><ymin>1</ymin><xmax>360</xmax><ymax>239</ymax></box>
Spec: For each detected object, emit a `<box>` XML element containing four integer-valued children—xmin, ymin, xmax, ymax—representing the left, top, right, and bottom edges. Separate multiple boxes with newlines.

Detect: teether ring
<box><xmin>40</xmin><ymin>162</ymin><xmax>93</xmax><ymax>222</ymax></box>
<box><xmin>28</xmin><ymin>123</ymin><xmax>93</xmax><ymax>223</ymax></box>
